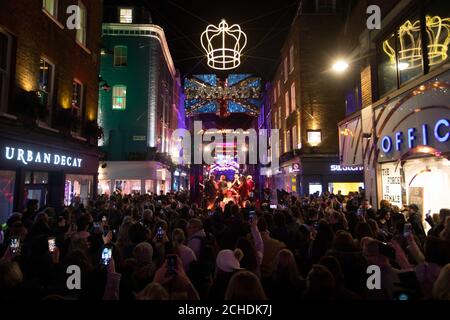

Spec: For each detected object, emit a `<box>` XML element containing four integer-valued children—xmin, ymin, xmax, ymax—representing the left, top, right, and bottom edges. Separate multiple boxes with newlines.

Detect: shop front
<box><xmin>98</xmin><ymin>161</ymin><xmax>172</xmax><ymax>196</ymax></box>
<box><xmin>276</xmin><ymin>156</ymin><xmax>365</xmax><ymax>196</ymax></box>
<box><xmin>0</xmin><ymin>137</ymin><xmax>99</xmax><ymax>223</ymax></box>
<box><xmin>374</xmin><ymin>72</ymin><xmax>450</xmax><ymax>218</ymax></box>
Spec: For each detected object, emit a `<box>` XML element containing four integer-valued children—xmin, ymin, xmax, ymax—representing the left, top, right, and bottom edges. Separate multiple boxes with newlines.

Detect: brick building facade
<box><xmin>0</xmin><ymin>0</ymin><xmax>103</xmax><ymax>221</ymax></box>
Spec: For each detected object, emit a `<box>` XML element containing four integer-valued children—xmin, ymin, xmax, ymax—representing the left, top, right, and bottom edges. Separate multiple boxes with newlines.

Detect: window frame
<box><xmin>42</xmin><ymin>0</ymin><xmax>58</xmax><ymax>18</ymax></box>
<box><xmin>289</xmin><ymin>45</ymin><xmax>294</xmax><ymax>73</ymax></box>
<box><xmin>113</xmin><ymin>46</ymin><xmax>128</xmax><ymax>67</ymax></box>
<box><xmin>283</xmin><ymin>57</ymin><xmax>288</xmax><ymax>83</ymax></box>
<box><xmin>0</xmin><ymin>28</ymin><xmax>12</xmax><ymax>113</ymax></box>
<box><xmin>72</xmin><ymin>79</ymin><xmax>84</xmax><ymax>133</ymax></box>
<box><xmin>284</xmin><ymin>91</ymin><xmax>290</xmax><ymax>119</ymax></box>
<box><xmin>119</xmin><ymin>7</ymin><xmax>134</xmax><ymax>24</ymax></box>
<box><xmin>290</xmin><ymin>82</ymin><xmax>296</xmax><ymax>113</ymax></box>
<box><xmin>307</xmin><ymin>129</ymin><xmax>322</xmax><ymax>146</ymax></box>
<box><xmin>285</xmin><ymin>129</ymin><xmax>291</xmax><ymax>153</ymax></box>
<box><xmin>39</xmin><ymin>57</ymin><xmax>56</xmax><ymax>123</ymax></box>
<box><xmin>112</xmin><ymin>85</ymin><xmax>127</xmax><ymax>110</ymax></box>
<box><xmin>76</xmin><ymin>1</ymin><xmax>87</xmax><ymax>46</ymax></box>
<box><xmin>292</xmin><ymin>125</ymin><xmax>298</xmax><ymax>150</ymax></box>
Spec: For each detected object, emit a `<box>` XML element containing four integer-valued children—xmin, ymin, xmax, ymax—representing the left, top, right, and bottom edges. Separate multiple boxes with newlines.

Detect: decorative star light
<box><xmin>201</xmin><ymin>19</ymin><xmax>247</xmax><ymax>70</ymax></box>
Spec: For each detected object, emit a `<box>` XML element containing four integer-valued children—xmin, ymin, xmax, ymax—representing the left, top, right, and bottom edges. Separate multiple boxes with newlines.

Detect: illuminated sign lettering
<box><xmin>330</xmin><ymin>165</ymin><xmax>364</xmax><ymax>172</ymax></box>
<box><xmin>4</xmin><ymin>147</ymin><xmax>83</xmax><ymax>168</ymax></box>
<box><xmin>380</xmin><ymin>118</ymin><xmax>449</xmax><ymax>154</ymax></box>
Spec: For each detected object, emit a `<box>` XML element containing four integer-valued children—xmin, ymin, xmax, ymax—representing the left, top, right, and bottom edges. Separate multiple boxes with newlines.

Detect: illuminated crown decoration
<box><xmin>201</xmin><ymin>19</ymin><xmax>247</xmax><ymax>70</ymax></box>
<box><xmin>383</xmin><ymin>15</ymin><xmax>450</xmax><ymax>70</ymax></box>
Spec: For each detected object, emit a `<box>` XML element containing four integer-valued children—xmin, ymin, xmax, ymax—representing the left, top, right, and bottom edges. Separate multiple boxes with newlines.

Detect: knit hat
<box><xmin>216</xmin><ymin>249</ymin><xmax>242</xmax><ymax>273</ymax></box>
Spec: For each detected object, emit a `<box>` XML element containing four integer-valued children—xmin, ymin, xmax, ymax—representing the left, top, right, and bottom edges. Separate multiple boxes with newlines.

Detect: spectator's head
<box><xmin>318</xmin><ymin>256</ymin><xmax>345</xmax><ymax>286</ymax></box>
<box><xmin>439</xmin><ymin>209</ymin><xmax>450</xmax><ymax>224</ymax></box>
<box><xmin>439</xmin><ymin>216</ymin><xmax>450</xmax><ymax>242</ymax></box>
<box><xmin>0</xmin><ymin>261</ymin><xmax>23</xmax><ymax>293</ymax></box>
<box><xmin>187</xmin><ymin>218</ymin><xmax>203</xmax><ymax>237</ymax></box>
<box><xmin>274</xmin><ymin>249</ymin><xmax>299</xmax><ymax>282</ymax></box>
<box><xmin>362</xmin><ymin>238</ymin><xmax>390</xmax><ymax>266</ymax></box>
<box><xmin>136</xmin><ymin>283</ymin><xmax>169</xmax><ymax>300</ymax></box>
<box><xmin>143</xmin><ymin>209</ymin><xmax>153</xmax><ymax>222</ymax></box>
<box><xmin>332</xmin><ymin>230</ymin><xmax>356</xmax><ymax>252</ymax></box>
<box><xmin>225</xmin><ymin>271</ymin><xmax>267</xmax><ymax>300</ymax></box>
<box><xmin>257</xmin><ymin>216</ymin><xmax>268</xmax><ymax>232</ymax></box>
<box><xmin>26</xmin><ymin>199</ymin><xmax>39</xmax><ymax>213</ymax></box>
<box><xmin>235</xmin><ymin>237</ymin><xmax>257</xmax><ymax>272</ymax></box>
<box><xmin>128</xmin><ymin>223</ymin><xmax>148</xmax><ymax>244</ymax></box>
<box><xmin>424</xmin><ymin>236</ymin><xmax>450</xmax><ymax>266</ymax></box>
<box><xmin>305</xmin><ymin>264</ymin><xmax>336</xmax><ymax>300</ymax></box>
<box><xmin>355</xmin><ymin>222</ymin><xmax>374</xmax><ymax>241</ymax></box>
<box><xmin>133</xmin><ymin>242</ymin><xmax>154</xmax><ymax>265</ymax></box>
<box><xmin>433</xmin><ymin>264</ymin><xmax>450</xmax><ymax>300</ymax></box>
<box><xmin>172</xmin><ymin>228</ymin><xmax>186</xmax><ymax>246</ymax></box>
<box><xmin>77</xmin><ymin>214</ymin><xmax>91</xmax><ymax>232</ymax></box>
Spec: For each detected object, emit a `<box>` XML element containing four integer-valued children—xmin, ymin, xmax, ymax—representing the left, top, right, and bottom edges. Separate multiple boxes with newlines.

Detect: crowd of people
<box><xmin>1</xmin><ymin>186</ymin><xmax>450</xmax><ymax>301</ymax></box>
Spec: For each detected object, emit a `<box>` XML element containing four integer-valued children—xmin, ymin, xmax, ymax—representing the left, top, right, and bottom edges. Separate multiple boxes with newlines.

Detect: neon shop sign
<box><xmin>380</xmin><ymin>119</ymin><xmax>449</xmax><ymax>154</ymax></box>
<box><xmin>4</xmin><ymin>146</ymin><xmax>83</xmax><ymax>168</ymax></box>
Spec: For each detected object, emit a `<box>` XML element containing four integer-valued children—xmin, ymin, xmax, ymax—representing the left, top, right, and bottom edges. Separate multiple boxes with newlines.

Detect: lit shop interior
<box><xmin>381</xmin><ymin>156</ymin><xmax>450</xmax><ymax>220</ymax></box>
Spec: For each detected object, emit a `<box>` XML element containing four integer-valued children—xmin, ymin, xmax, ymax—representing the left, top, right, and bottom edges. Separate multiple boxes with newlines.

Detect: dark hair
<box><xmin>424</xmin><ymin>236</ymin><xmax>450</xmax><ymax>266</ymax></box>
<box><xmin>225</xmin><ymin>271</ymin><xmax>267</xmax><ymax>300</ymax></box>
<box><xmin>128</xmin><ymin>223</ymin><xmax>148</xmax><ymax>244</ymax></box>
<box><xmin>305</xmin><ymin>264</ymin><xmax>336</xmax><ymax>300</ymax></box>
<box><xmin>355</xmin><ymin>222</ymin><xmax>374</xmax><ymax>241</ymax></box>
<box><xmin>257</xmin><ymin>217</ymin><xmax>268</xmax><ymax>232</ymax></box>
<box><xmin>235</xmin><ymin>237</ymin><xmax>258</xmax><ymax>273</ymax></box>
<box><xmin>318</xmin><ymin>256</ymin><xmax>344</xmax><ymax>285</ymax></box>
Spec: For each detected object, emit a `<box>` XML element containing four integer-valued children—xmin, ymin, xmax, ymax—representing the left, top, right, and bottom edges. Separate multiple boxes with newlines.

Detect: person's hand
<box><xmin>153</xmin><ymin>260</ymin><xmax>175</xmax><ymax>285</ymax></box>
<box><xmin>174</xmin><ymin>255</ymin><xmax>191</xmax><ymax>287</ymax></box>
<box><xmin>250</xmin><ymin>216</ymin><xmax>258</xmax><ymax>229</ymax></box>
<box><xmin>390</xmin><ymin>239</ymin><xmax>412</xmax><ymax>270</ymax></box>
<box><xmin>1</xmin><ymin>246</ymin><xmax>18</xmax><ymax>262</ymax></box>
<box><xmin>107</xmin><ymin>256</ymin><xmax>116</xmax><ymax>274</ymax></box>
<box><xmin>51</xmin><ymin>246</ymin><xmax>60</xmax><ymax>264</ymax></box>
<box><xmin>103</xmin><ymin>231</ymin><xmax>113</xmax><ymax>245</ymax></box>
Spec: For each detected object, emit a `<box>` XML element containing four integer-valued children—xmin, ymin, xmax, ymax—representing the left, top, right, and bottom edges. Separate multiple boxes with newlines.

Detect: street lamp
<box><xmin>332</xmin><ymin>60</ymin><xmax>349</xmax><ymax>73</ymax></box>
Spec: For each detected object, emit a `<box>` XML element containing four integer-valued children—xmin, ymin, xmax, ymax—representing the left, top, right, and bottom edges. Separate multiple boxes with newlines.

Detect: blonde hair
<box><xmin>433</xmin><ymin>264</ymin><xmax>450</xmax><ymax>300</ymax></box>
<box><xmin>136</xmin><ymin>282</ymin><xmax>169</xmax><ymax>300</ymax></box>
<box><xmin>225</xmin><ymin>271</ymin><xmax>267</xmax><ymax>300</ymax></box>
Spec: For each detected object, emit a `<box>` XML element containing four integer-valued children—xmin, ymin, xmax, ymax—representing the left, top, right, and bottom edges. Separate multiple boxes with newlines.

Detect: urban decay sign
<box><xmin>4</xmin><ymin>146</ymin><xmax>83</xmax><ymax>168</ymax></box>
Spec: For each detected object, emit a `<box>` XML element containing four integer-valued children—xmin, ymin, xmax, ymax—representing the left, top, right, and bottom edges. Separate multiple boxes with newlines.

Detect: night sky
<box><xmin>148</xmin><ymin>0</ymin><xmax>300</xmax><ymax>81</ymax></box>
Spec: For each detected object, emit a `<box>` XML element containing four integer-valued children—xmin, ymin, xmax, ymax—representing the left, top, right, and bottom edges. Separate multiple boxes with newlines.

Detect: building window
<box><xmin>43</xmin><ymin>0</ymin><xmax>58</xmax><ymax>17</ymax></box>
<box><xmin>426</xmin><ymin>0</ymin><xmax>450</xmax><ymax>70</ymax></box>
<box><xmin>39</xmin><ymin>58</ymin><xmax>55</xmax><ymax>121</ymax></box>
<box><xmin>72</xmin><ymin>79</ymin><xmax>83</xmax><ymax>132</ymax></box>
<box><xmin>292</xmin><ymin>125</ymin><xmax>298</xmax><ymax>150</ymax></box>
<box><xmin>114</xmin><ymin>46</ymin><xmax>128</xmax><ymax>67</ymax></box>
<box><xmin>378</xmin><ymin>10</ymin><xmax>433</xmax><ymax>97</ymax></box>
<box><xmin>278</xmin><ymin>109</ymin><xmax>281</xmax><ymax>130</ymax></box>
<box><xmin>119</xmin><ymin>8</ymin><xmax>133</xmax><ymax>23</ymax></box>
<box><xmin>285</xmin><ymin>130</ymin><xmax>291</xmax><ymax>153</ymax></box>
<box><xmin>112</xmin><ymin>85</ymin><xmax>127</xmax><ymax>110</ymax></box>
<box><xmin>0</xmin><ymin>30</ymin><xmax>12</xmax><ymax>113</ymax></box>
<box><xmin>273</xmin><ymin>86</ymin><xmax>277</xmax><ymax>103</ymax></box>
<box><xmin>277</xmin><ymin>80</ymin><xmax>281</xmax><ymax>98</ymax></box>
<box><xmin>396</xmin><ymin>14</ymin><xmax>423</xmax><ymax>85</ymax></box>
<box><xmin>289</xmin><ymin>45</ymin><xmax>294</xmax><ymax>73</ymax></box>
<box><xmin>76</xmin><ymin>1</ymin><xmax>87</xmax><ymax>46</ymax></box>
<box><xmin>315</xmin><ymin>0</ymin><xmax>336</xmax><ymax>13</ymax></box>
<box><xmin>284</xmin><ymin>57</ymin><xmax>288</xmax><ymax>83</ymax></box>
<box><xmin>290</xmin><ymin>83</ymin><xmax>296</xmax><ymax>112</ymax></box>
<box><xmin>273</xmin><ymin>110</ymin><xmax>277</xmax><ymax>128</ymax></box>
<box><xmin>285</xmin><ymin>91</ymin><xmax>290</xmax><ymax>118</ymax></box>
<box><xmin>307</xmin><ymin>130</ymin><xmax>322</xmax><ymax>146</ymax></box>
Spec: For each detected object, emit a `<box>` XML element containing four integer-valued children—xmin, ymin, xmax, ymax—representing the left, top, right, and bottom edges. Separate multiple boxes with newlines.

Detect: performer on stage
<box><xmin>220</xmin><ymin>181</ymin><xmax>239</xmax><ymax>210</ymax></box>
<box><xmin>204</xmin><ymin>175</ymin><xmax>218</xmax><ymax>209</ymax></box>
<box><xmin>237</xmin><ymin>175</ymin><xmax>249</xmax><ymax>207</ymax></box>
<box><xmin>217</xmin><ymin>175</ymin><xmax>228</xmax><ymax>202</ymax></box>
